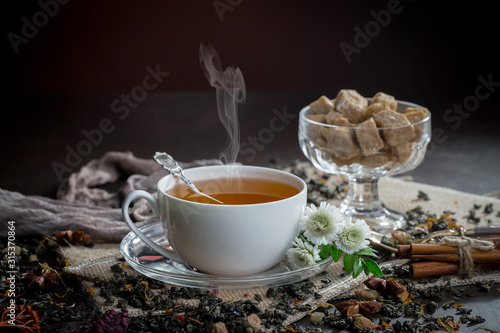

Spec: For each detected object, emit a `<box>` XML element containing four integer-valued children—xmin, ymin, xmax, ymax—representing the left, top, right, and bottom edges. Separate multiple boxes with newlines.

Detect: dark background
<box><xmin>3</xmin><ymin>0</ymin><xmax>500</xmax><ymax>197</ymax></box>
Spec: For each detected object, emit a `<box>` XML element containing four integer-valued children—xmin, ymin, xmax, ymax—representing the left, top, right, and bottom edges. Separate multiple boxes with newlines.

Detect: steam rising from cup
<box><xmin>199</xmin><ymin>43</ymin><xmax>246</xmax><ymax>165</ymax></box>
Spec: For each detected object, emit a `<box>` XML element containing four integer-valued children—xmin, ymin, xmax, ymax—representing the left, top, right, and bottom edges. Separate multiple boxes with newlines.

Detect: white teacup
<box><xmin>122</xmin><ymin>165</ymin><xmax>307</xmax><ymax>276</ymax></box>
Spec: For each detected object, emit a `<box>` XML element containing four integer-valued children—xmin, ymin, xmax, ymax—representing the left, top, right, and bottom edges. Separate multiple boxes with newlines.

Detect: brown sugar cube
<box><xmin>306</xmin><ymin>125</ymin><xmax>323</xmax><ymax>144</ymax></box>
<box><xmin>404</xmin><ymin>107</ymin><xmax>429</xmax><ymax>142</ymax></box>
<box><xmin>378</xmin><ymin>141</ymin><xmax>391</xmax><ymax>156</ymax></box>
<box><xmin>306</xmin><ymin>115</ymin><xmax>325</xmax><ymax>143</ymax></box>
<box><xmin>320</xmin><ymin>126</ymin><xmax>331</xmax><ymax>140</ymax></box>
<box><xmin>361</xmin><ymin>154</ymin><xmax>390</xmax><ymax>168</ymax></box>
<box><xmin>323</xmin><ymin>127</ymin><xmax>360</xmax><ymax>160</ymax></box>
<box><xmin>311</xmin><ymin>139</ymin><xmax>336</xmax><ymax>164</ymax></box>
<box><xmin>373</xmin><ymin>110</ymin><xmax>415</xmax><ymax>146</ymax></box>
<box><xmin>325</xmin><ymin>111</ymin><xmax>351</xmax><ymax>126</ymax></box>
<box><xmin>334</xmin><ymin>89</ymin><xmax>368</xmax><ymax>124</ymax></box>
<box><xmin>311</xmin><ymin>137</ymin><xmax>327</xmax><ymax>153</ymax></box>
<box><xmin>372</xmin><ymin>92</ymin><xmax>397</xmax><ymax>111</ymax></box>
<box><xmin>404</xmin><ymin>107</ymin><xmax>428</xmax><ymax>124</ymax></box>
<box><xmin>307</xmin><ymin>113</ymin><xmax>326</xmax><ymax>123</ymax></box>
<box><xmin>316</xmin><ymin>137</ymin><xmax>327</xmax><ymax>148</ymax></box>
<box><xmin>331</xmin><ymin>155</ymin><xmax>362</xmax><ymax>167</ymax></box>
<box><xmin>391</xmin><ymin>143</ymin><xmax>412</xmax><ymax>164</ymax></box>
<box><xmin>355</xmin><ymin>117</ymin><xmax>384</xmax><ymax>156</ymax></box>
<box><xmin>310</xmin><ymin>95</ymin><xmax>334</xmax><ymax>114</ymax></box>
<box><xmin>365</xmin><ymin>102</ymin><xmax>392</xmax><ymax>119</ymax></box>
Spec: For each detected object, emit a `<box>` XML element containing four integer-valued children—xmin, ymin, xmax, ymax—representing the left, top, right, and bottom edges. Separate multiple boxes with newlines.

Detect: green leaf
<box><xmin>330</xmin><ymin>246</ymin><xmax>344</xmax><ymax>262</ymax></box>
<box><xmin>352</xmin><ymin>258</ymin><xmax>363</xmax><ymax>278</ymax></box>
<box><xmin>318</xmin><ymin>244</ymin><xmax>332</xmax><ymax>259</ymax></box>
<box><xmin>354</xmin><ymin>247</ymin><xmax>378</xmax><ymax>258</ymax></box>
<box><xmin>362</xmin><ymin>258</ymin><xmax>384</xmax><ymax>277</ymax></box>
<box><xmin>343</xmin><ymin>254</ymin><xmax>356</xmax><ymax>274</ymax></box>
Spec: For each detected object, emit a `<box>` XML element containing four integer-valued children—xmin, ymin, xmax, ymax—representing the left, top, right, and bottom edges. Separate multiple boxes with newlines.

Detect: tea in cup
<box><xmin>122</xmin><ymin>165</ymin><xmax>307</xmax><ymax>276</ymax></box>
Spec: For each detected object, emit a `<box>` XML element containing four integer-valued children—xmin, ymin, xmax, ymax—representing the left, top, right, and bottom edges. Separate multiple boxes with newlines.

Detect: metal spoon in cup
<box><xmin>153</xmin><ymin>152</ymin><xmax>226</xmax><ymax>205</ymax></box>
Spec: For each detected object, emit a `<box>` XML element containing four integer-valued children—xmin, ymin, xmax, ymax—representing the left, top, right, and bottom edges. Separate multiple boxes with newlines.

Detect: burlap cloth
<box><xmin>56</xmin><ymin>157</ymin><xmax>500</xmax><ymax>328</ymax></box>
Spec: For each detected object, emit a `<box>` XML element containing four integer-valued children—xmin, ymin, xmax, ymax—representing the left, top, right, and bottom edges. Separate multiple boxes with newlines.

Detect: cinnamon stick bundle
<box><xmin>398</xmin><ymin>244</ymin><xmax>500</xmax><ymax>264</ymax></box>
<box><xmin>401</xmin><ymin>238</ymin><xmax>500</xmax><ymax>279</ymax></box>
<box><xmin>409</xmin><ymin>261</ymin><xmax>497</xmax><ymax>279</ymax></box>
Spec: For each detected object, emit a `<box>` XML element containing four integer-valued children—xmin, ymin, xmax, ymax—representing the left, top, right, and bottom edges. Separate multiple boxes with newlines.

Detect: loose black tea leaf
<box><xmin>417</xmin><ymin>190</ymin><xmax>430</xmax><ymax>201</ymax></box>
<box><xmin>272</xmin><ymin>159</ymin><xmax>348</xmax><ymax>204</ymax></box>
<box><xmin>477</xmin><ymin>281</ymin><xmax>494</xmax><ymax>292</ymax></box>
<box><xmin>465</xmin><ymin>210</ymin><xmax>481</xmax><ymax>224</ymax></box>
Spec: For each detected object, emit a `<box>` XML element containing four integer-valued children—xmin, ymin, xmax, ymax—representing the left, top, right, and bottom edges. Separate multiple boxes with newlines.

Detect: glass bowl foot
<box><xmin>339</xmin><ymin>204</ymin><xmax>406</xmax><ymax>233</ymax></box>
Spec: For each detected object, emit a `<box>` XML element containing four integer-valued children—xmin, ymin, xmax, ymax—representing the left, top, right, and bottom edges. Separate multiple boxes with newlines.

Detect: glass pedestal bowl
<box><xmin>298</xmin><ymin>99</ymin><xmax>431</xmax><ymax>232</ymax></box>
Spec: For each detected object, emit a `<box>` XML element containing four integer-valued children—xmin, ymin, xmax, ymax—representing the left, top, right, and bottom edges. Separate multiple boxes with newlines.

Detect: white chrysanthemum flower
<box><xmin>286</xmin><ymin>237</ymin><xmax>321</xmax><ymax>269</ymax></box>
<box><xmin>335</xmin><ymin>219</ymin><xmax>371</xmax><ymax>254</ymax></box>
<box><xmin>299</xmin><ymin>202</ymin><xmax>346</xmax><ymax>246</ymax></box>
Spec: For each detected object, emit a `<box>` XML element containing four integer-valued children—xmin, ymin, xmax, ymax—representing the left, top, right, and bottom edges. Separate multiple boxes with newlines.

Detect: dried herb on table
<box><xmin>47</xmin><ymin>230</ymin><xmax>93</xmax><ymax>246</ymax></box>
<box><xmin>428</xmin><ymin>218</ymin><xmax>450</xmax><ymax>232</ymax></box>
<box><xmin>484</xmin><ymin>203</ymin><xmax>493</xmax><ymax>214</ymax></box>
<box><xmin>334</xmin><ymin>299</ymin><xmax>383</xmax><ymax>319</ymax></box>
<box><xmin>0</xmin><ymin>304</ymin><xmax>41</xmax><ymax>332</ymax></box>
<box><xmin>416</xmin><ymin>190</ymin><xmax>430</xmax><ymax>201</ymax></box>
<box><xmin>314</xmin><ymin>277</ymin><xmax>498</xmax><ymax>333</ymax></box>
<box><xmin>465</xmin><ymin>209</ymin><xmax>481</xmax><ymax>224</ymax></box>
<box><xmin>93</xmin><ymin>308</ymin><xmax>129</xmax><ymax>333</ymax></box>
<box><xmin>305</xmin><ymin>176</ymin><xmax>348</xmax><ymax>205</ymax></box>
<box><xmin>363</xmin><ymin>277</ymin><xmax>409</xmax><ymax>302</ymax></box>
<box><xmin>271</xmin><ymin>159</ymin><xmax>348</xmax><ymax>205</ymax></box>
<box><xmin>87</xmin><ymin>263</ymin><xmax>271</xmax><ymax>331</ymax></box>
<box><xmin>404</xmin><ymin>206</ymin><xmax>434</xmax><ymax>228</ymax></box>
<box><xmin>126</xmin><ymin>297</ymin><xmax>264</xmax><ymax>332</ymax></box>
<box><xmin>3</xmin><ymin>234</ymin><xmax>498</xmax><ymax>333</ymax></box>
<box><xmin>477</xmin><ymin>280</ymin><xmax>495</xmax><ymax>292</ymax></box>
<box><xmin>0</xmin><ymin>235</ymin><xmax>99</xmax><ymax>332</ymax></box>
<box><xmin>24</xmin><ymin>267</ymin><xmax>60</xmax><ymax>290</ymax></box>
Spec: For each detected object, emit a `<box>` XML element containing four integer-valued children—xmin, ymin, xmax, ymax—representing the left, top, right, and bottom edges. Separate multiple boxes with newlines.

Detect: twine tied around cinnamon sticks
<box><xmin>398</xmin><ymin>237</ymin><xmax>500</xmax><ymax>279</ymax></box>
<box><xmin>441</xmin><ymin>236</ymin><xmax>495</xmax><ymax>274</ymax></box>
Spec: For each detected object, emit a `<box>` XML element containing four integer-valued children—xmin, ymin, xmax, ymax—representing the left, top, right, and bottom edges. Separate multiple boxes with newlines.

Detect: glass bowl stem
<box><xmin>340</xmin><ymin>176</ymin><xmax>405</xmax><ymax>232</ymax></box>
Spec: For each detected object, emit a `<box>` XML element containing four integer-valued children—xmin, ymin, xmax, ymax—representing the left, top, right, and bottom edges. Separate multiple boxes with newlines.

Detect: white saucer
<box><xmin>120</xmin><ymin>222</ymin><xmax>333</xmax><ymax>289</ymax></box>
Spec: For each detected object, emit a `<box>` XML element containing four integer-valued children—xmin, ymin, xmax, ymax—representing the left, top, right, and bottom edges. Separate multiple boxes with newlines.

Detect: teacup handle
<box><xmin>122</xmin><ymin>190</ymin><xmax>182</xmax><ymax>262</ymax></box>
